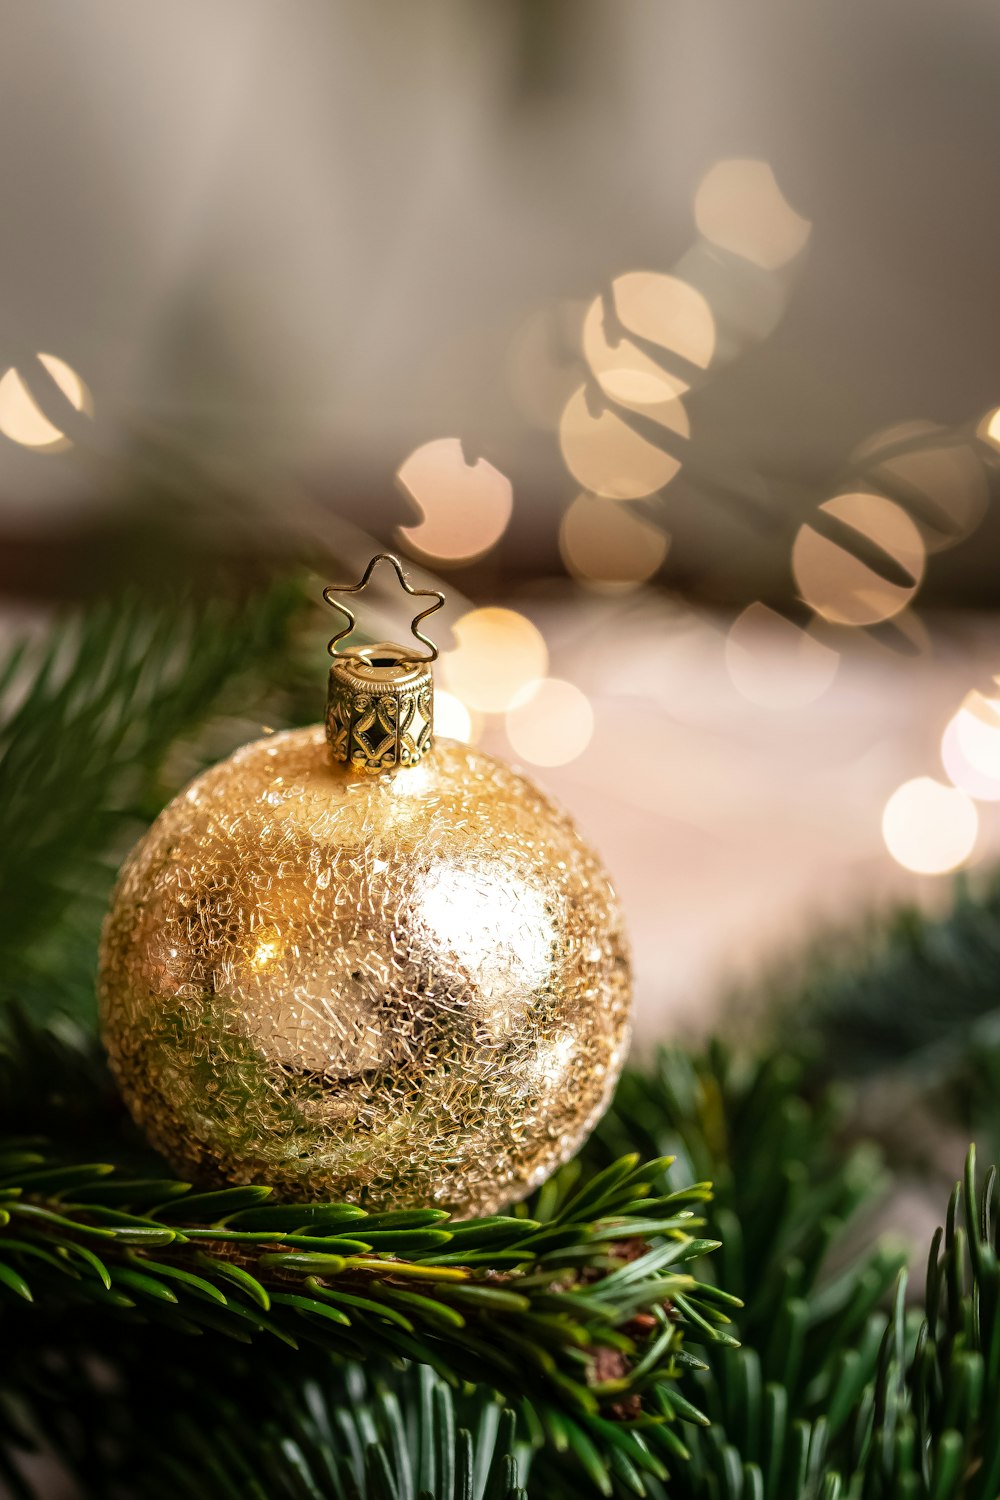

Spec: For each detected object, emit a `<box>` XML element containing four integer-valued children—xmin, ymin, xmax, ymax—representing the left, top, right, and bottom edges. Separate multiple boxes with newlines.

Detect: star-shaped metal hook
<box><xmin>323</xmin><ymin>553</ymin><xmax>446</xmax><ymax>662</ymax></box>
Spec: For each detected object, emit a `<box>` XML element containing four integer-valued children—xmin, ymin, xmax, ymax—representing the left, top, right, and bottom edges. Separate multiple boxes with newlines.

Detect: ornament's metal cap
<box><xmin>323</xmin><ymin>554</ymin><xmax>444</xmax><ymax>774</ymax></box>
<box><xmin>327</xmin><ymin>643</ymin><xmax>433</xmax><ymax>772</ymax></box>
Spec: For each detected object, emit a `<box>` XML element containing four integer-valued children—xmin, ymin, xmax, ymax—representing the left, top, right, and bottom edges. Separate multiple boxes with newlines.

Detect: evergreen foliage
<box><xmin>2</xmin><ymin>587</ymin><xmax>1000</xmax><ymax>1497</ymax></box>
<box><xmin>0</xmin><ymin>584</ymin><xmax>303</xmax><ymax>1021</ymax></box>
<box><xmin>767</xmin><ymin>879</ymin><xmax>1000</xmax><ymax>1150</ymax></box>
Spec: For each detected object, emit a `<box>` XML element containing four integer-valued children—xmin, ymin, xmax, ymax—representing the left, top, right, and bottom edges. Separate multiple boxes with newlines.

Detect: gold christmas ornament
<box><xmin>99</xmin><ymin>555</ymin><xmax>631</xmax><ymax>1216</ymax></box>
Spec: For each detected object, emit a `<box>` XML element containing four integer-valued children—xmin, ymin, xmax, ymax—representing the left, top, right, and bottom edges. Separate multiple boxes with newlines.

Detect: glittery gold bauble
<box><xmin>98</xmin><ymin>557</ymin><xmax>631</xmax><ymax>1216</ymax></box>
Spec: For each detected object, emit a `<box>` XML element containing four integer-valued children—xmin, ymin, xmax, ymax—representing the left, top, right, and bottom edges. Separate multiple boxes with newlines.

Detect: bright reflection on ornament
<box><xmin>413</xmin><ymin>864</ymin><xmax>554</xmax><ymax>1033</ymax></box>
<box><xmin>941</xmin><ymin>709</ymin><xmax>1000</xmax><ymax>802</ymax></box>
<box><xmin>396</xmin><ymin>437</ymin><xmax>513</xmax><ymax>564</ymax></box>
<box><xmin>725</xmin><ymin>604</ymin><xmax>839</xmax><ymax>709</ymax></box>
<box><xmin>441</xmin><ymin>608</ymin><xmax>548</xmax><ymax>713</ymax></box>
<box><xmin>559</xmin><ymin>386</ymin><xmax>682</xmax><ymax>500</ymax></box>
<box><xmin>611</xmin><ymin>272</ymin><xmax>715</xmax><ymax>370</ymax></box>
<box><xmin>694</xmin><ymin>159</ymin><xmax>811</xmax><ymax>270</ymax></box>
<box><xmin>0</xmin><ymin>353</ymin><xmax>90</xmax><ymax>450</ymax></box>
<box><xmin>882</xmin><ymin>777</ymin><xmax>978</xmax><ymax>875</ymax></box>
<box><xmin>792</xmin><ymin>492</ymin><xmax>926</xmax><ymax>627</ymax></box>
<box><xmin>434</xmin><ymin>689</ymin><xmax>481</xmax><ymax>745</ymax></box>
<box><xmin>522</xmin><ymin>1030</ymin><xmax>577</xmax><ymax>1092</ymax></box>
<box><xmin>559</xmin><ymin>493</ymin><xmax>668</xmax><ymax>592</ymax></box>
<box><xmin>581</xmin><ymin>296</ymin><xmax>691</xmax><ymax>416</ymax></box>
<box><xmin>248</xmin><ymin>925</ymin><xmax>284</xmax><ymax>973</ymax></box>
<box><xmin>506</xmin><ymin>678</ymin><xmax>594</xmax><ymax>768</ymax></box>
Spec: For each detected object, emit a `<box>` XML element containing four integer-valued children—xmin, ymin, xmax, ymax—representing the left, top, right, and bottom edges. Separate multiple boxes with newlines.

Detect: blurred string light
<box><xmin>559</xmin><ymin>387</ymin><xmax>684</xmax><ymax>500</ymax></box>
<box><xmin>978</xmin><ymin>407</ymin><xmax>1000</xmax><ymax>450</ymax></box>
<box><xmin>941</xmin><ymin>696</ymin><xmax>1000</xmax><ymax>801</ymax></box>
<box><xmin>434</xmin><ymin>689</ymin><xmax>482</xmax><ymax>745</ymax></box>
<box><xmin>0</xmin><ymin>353</ymin><xmax>90</xmax><ymax>450</ymax></box>
<box><xmin>677</xmin><ymin>159</ymin><xmax>810</xmax><ymax>365</ymax></box>
<box><xmin>611</xmin><ymin>272</ymin><xmax>716</xmax><ymax>371</ymax></box>
<box><xmin>559</xmin><ymin>493</ymin><xmax>668</xmax><ymax>592</ymax></box>
<box><xmin>725</xmin><ymin>603</ymin><xmax>839</xmax><ymax>709</ymax></box>
<box><xmin>725</xmin><ymin>411</ymin><xmax>995</xmax><ymax>719</ymax></box>
<box><xmin>673</xmin><ymin>241</ymin><xmax>790</xmax><ymax>357</ymax></box>
<box><xmin>557</xmin><ymin>273</ymin><xmax>714</xmax><ymax>510</ymax></box>
<box><xmin>581</xmin><ymin>296</ymin><xmax>691</xmax><ymax>415</ymax></box>
<box><xmin>505</xmin><ymin>677</ymin><xmax>594</xmax><ymax>768</ymax></box>
<box><xmin>878</xmin><ymin>403</ymin><xmax>1000</xmax><ymax>862</ymax></box>
<box><xmin>396</xmin><ymin>437</ymin><xmax>513</xmax><ymax>564</ymax></box>
<box><xmin>550</xmin><ymin>156</ymin><xmax>810</xmax><ymax>590</ymax></box>
<box><xmin>946</xmin><ymin>692</ymin><xmax>1000</xmax><ymax>780</ymax></box>
<box><xmin>693</xmin><ymin>159</ymin><xmax>812</xmax><ymax>271</ymax></box>
<box><xmin>441</xmin><ymin>607</ymin><xmax>548</xmax><ymax>714</ymax></box>
<box><xmin>882</xmin><ymin>776</ymin><xmax>978</xmax><ymax>876</ymax></box>
<box><xmin>791</xmin><ymin>492</ymin><xmax>926</xmax><ymax>627</ymax></box>
<box><xmin>855</xmin><ymin>422</ymin><xmax>990</xmax><ymax>554</ymax></box>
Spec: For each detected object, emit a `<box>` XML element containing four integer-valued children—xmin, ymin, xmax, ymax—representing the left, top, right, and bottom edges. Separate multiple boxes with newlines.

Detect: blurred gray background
<box><xmin>2</xmin><ymin>0</ymin><xmax>1000</xmax><ymax>601</ymax></box>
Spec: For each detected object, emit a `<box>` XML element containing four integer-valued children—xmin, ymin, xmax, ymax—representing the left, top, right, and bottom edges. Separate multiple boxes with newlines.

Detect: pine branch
<box><xmin>1</xmin><ymin>1340</ymin><xmax>527</xmax><ymax>1500</ymax></box>
<box><xmin>580</xmin><ymin>1046</ymin><xmax>904</xmax><ymax>1496</ymax></box>
<box><xmin>865</xmin><ymin>1143</ymin><xmax>1000</xmax><ymax>1499</ymax></box>
<box><xmin>763</xmin><ymin>871</ymin><xmax>1000</xmax><ymax>1135</ymax></box>
<box><xmin>6</xmin><ymin>1018</ymin><xmax>1000</xmax><ymax>1496</ymax></box>
<box><xmin>0</xmin><ymin>582</ymin><xmax>304</xmax><ymax>1019</ymax></box>
<box><xmin>0</xmin><ymin>1084</ymin><xmax>735</xmax><ymax>1496</ymax></box>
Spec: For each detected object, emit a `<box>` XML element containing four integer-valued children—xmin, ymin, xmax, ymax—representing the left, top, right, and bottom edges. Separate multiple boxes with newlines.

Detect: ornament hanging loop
<box><xmin>323</xmin><ymin>554</ymin><xmax>444</xmax><ymax>774</ymax></box>
<box><xmin>323</xmin><ymin>553</ymin><xmax>445</xmax><ymax>662</ymax></box>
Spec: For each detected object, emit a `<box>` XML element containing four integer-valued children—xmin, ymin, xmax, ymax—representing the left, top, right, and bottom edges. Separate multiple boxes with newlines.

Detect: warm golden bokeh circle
<box><xmin>882</xmin><ymin>776</ymin><xmax>978</xmax><ymax>876</ymax></box>
<box><xmin>792</xmin><ymin>492</ymin><xmax>926</xmax><ymax>627</ymax></box>
<box><xmin>0</xmin><ymin>352</ymin><xmax>90</xmax><ymax>450</ymax></box>
<box><xmin>559</xmin><ymin>493</ymin><xmax>669</xmax><ymax>591</ymax></box>
<box><xmin>441</xmin><ymin>607</ymin><xmax>548</xmax><ymax>713</ymax></box>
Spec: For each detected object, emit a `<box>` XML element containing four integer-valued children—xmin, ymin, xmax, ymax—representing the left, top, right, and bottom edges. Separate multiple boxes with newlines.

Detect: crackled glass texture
<box><xmin>99</xmin><ymin>727</ymin><xmax>631</xmax><ymax>1216</ymax></box>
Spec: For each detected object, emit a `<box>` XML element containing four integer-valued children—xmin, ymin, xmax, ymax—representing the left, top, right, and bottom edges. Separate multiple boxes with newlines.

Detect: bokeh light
<box><xmin>725</xmin><ymin>603</ymin><xmax>839</xmax><ymax>709</ymax></box>
<box><xmin>559</xmin><ymin>386</ymin><xmax>682</xmax><ymax>500</ymax></box>
<box><xmin>506</xmin><ymin>678</ymin><xmax>594</xmax><ymax>768</ymax></box>
<box><xmin>865</xmin><ymin>429</ymin><xmax>989</xmax><ymax>553</ymax></box>
<box><xmin>434</xmin><ymin>689</ymin><xmax>481</xmax><ymax>745</ymax></box>
<box><xmin>581</xmin><ymin>295</ymin><xmax>691</xmax><ymax>417</ymax></box>
<box><xmin>976</xmin><ymin>407</ymin><xmax>1000</xmax><ymax>450</ymax></box>
<box><xmin>396</xmin><ymin>437</ymin><xmax>513</xmax><ymax>564</ymax></box>
<box><xmin>0</xmin><ymin>353</ymin><xmax>90</xmax><ymax>450</ymax></box>
<box><xmin>559</xmin><ymin>493</ymin><xmax>669</xmax><ymax>592</ymax></box>
<box><xmin>950</xmin><ymin>692</ymin><xmax>1000</xmax><ymax>780</ymax></box>
<box><xmin>851</xmin><ymin>420</ymin><xmax>942</xmax><ymax>463</ymax></box>
<box><xmin>882</xmin><ymin>776</ymin><xmax>978</xmax><ymax>875</ymax></box>
<box><xmin>673</xmin><ymin>240</ymin><xmax>789</xmax><ymax>356</ymax></box>
<box><xmin>611</xmin><ymin>271</ymin><xmax>716</xmax><ymax>370</ymax></box>
<box><xmin>941</xmin><ymin>708</ymin><xmax>1000</xmax><ymax>802</ymax></box>
<box><xmin>694</xmin><ymin>158</ymin><xmax>812</xmax><ymax>270</ymax></box>
<box><xmin>441</xmin><ymin>607</ymin><xmax>548</xmax><ymax>713</ymax></box>
<box><xmin>792</xmin><ymin>491</ymin><xmax>926</xmax><ymax>627</ymax></box>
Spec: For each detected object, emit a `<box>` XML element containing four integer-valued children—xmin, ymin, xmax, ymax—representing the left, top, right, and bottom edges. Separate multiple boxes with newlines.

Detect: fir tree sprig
<box><xmin>0</xmin><ymin>1091</ymin><xmax>735</xmax><ymax>1497</ymax></box>
<box><xmin>762</xmin><ymin>872</ymin><xmax>1000</xmax><ymax>1150</ymax></box>
<box><xmin>7</xmin><ymin>1017</ymin><xmax>1000</xmax><ymax>1496</ymax></box>
<box><xmin>1</xmin><ymin>1334</ymin><xmax>528</xmax><ymax>1500</ymax></box>
<box><xmin>0</xmin><ymin>582</ymin><xmax>304</xmax><ymax>1020</ymax></box>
